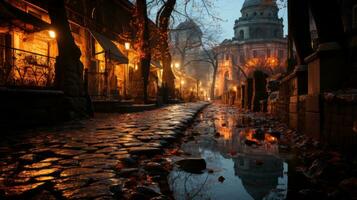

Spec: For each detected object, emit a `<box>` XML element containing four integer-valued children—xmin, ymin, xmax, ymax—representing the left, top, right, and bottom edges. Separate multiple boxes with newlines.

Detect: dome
<box><xmin>176</xmin><ymin>19</ymin><xmax>202</xmax><ymax>36</ymax></box>
<box><xmin>242</xmin><ymin>0</ymin><xmax>276</xmax><ymax>9</ymax></box>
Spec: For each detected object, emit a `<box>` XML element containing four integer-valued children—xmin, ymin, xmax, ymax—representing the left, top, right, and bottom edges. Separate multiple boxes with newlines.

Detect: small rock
<box><xmin>175</xmin><ymin>158</ymin><xmax>206</xmax><ymax>173</ymax></box>
<box><xmin>218</xmin><ymin>176</ymin><xmax>225</xmax><ymax>183</ymax></box>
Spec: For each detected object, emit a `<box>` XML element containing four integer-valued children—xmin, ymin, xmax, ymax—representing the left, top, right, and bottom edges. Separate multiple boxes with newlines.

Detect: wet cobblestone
<box><xmin>0</xmin><ymin>102</ymin><xmax>209</xmax><ymax>199</ymax></box>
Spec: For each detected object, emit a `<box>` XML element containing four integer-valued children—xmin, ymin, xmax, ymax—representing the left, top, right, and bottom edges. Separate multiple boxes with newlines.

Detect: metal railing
<box><xmin>0</xmin><ymin>45</ymin><xmax>56</xmax><ymax>88</ymax></box>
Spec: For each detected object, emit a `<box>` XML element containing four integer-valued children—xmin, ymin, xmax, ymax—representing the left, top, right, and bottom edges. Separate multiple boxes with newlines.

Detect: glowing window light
<box><xmin>48</xmin><ymin>30</ymin><xmax>56</xmax><ymax>39</ymax></box>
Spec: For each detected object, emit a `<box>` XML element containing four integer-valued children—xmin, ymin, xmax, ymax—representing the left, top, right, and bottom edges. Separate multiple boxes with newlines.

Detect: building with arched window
<box><xmin>215</xmin><ymin>0</ymin><xmax>287</xmax><ymax>100</ymax></box>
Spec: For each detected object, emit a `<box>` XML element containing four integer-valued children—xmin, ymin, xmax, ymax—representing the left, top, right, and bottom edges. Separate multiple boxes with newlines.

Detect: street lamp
<box><xmin>48</xmin><ymin>30</ymin><xmax>56</xmax><ymax>39</ymax></box>
<box><xmin>124</xmin><ymin>42</ymin><xmax>130</xmax><ymax>98</ymax></box>
<box><xmin>180</xmin><ymin>79</ymin><xmax>185</xmax><ymax>99</ymax></box>
<box><xmin>174</xmin><ymin>62</ymin><xmax>180</xmax><ymax>69</ymax></box>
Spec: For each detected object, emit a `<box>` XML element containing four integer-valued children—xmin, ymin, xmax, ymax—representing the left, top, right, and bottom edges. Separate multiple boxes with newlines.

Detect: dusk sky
<box><xmin>215</xmin><ymin>0</ymin><xmax>288</xmax><ymax>41</ymax></box>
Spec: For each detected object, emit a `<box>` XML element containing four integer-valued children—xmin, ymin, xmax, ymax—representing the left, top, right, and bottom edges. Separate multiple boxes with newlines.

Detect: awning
<box><xmin>90</xmin><ymin>30</ymin><xmax>128</xmax><ymax>64</ymax></box>
<box><xmin>0</xmin><ymin>1</ymin><xmax>50</xmax><ymax>32</ymax></box>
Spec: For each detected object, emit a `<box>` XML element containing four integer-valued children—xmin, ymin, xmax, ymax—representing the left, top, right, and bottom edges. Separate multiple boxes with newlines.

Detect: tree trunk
<box><xmin>158</xmin><ymin>0</ymin><xmax>176</xmax><ymax>99</ymax></box>
<box><xmin>289</xmin><ymin>0</ymin><xmax>313</xmax><ymax>65</ymax></box>
<box><xmin>48</xmin><ymin>0</ymin><xmax>90</xmax><ymax>117</ymax></box>
<box><xmin>210</xmin><ymin>64</ymin><xmax>217</xmax><ymax>99</ymax></box>
<box><xmin>136</xmin><ymin>0</ymin><xmax>151</xmax><ymax>104</ymax></box>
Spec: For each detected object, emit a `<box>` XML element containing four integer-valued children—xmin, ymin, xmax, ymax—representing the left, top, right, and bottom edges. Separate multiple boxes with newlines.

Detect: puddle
<box><xmin>169</xmin><ymin>108</ymin><xmax>288</xmax><ymax>200</ymax></box>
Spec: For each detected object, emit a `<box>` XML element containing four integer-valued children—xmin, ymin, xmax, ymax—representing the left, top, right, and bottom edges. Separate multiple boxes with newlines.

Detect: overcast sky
<box><xmin>215</xmin><ymin>0</ymin><xmax>288</xmax><ymax>41</ymax></box>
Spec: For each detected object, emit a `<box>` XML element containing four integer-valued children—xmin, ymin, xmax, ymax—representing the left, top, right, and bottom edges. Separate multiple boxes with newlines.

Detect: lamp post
<box><xmin>196</xmin><ymin>80</ymin><xmax>199</xmax><ymax>100</ymax></box>
<box><xmin>180</xmin><ymin>79</ymin><xmax>184</xmax><ymax>99</ymax></box>
<box><xmin>124</xmin><ymin>42</ymin><xmax>130</xmax><ymax>98</ymax></box>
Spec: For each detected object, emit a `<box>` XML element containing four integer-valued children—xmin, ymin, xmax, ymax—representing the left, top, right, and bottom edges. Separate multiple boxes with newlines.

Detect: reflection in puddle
<box><xmin>169</xmin><ymin>109</ymin><xmax>288</xmax><ymax>200</ymax></box>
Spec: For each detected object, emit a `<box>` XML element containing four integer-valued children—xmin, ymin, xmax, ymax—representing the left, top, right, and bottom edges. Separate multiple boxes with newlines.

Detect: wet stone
<box><xmin>58</xmin><ymin>159</ymin><xmax>79</xmax><ymax>166</ymax></box>
<box><xmin>113</xmin><ymin>154</ymin><xmax>131</xmax><ymax>160</ymax></box>
<box><xmin>127</xmin><ymin>147</ymin><xmax>162</xmax><ymax>156</ymax></box>
<box><xmin>78</xmin><ymin>172</ymin><xmax>116</xmax><ymax>181</ymax></box>
<box><xmin>31</xmin><ymin>190</ymin><xmax>56</xmax><ymax>200</ymax></box>
<box><xmin>60</xmin><ymin>167</ymin><xmax>100</xmax><ymax>177</ymax></box>
<box><xmin>63</xmin><ymin>142</ymin><xmax>89</xmax><ymax>149</ymax></box>
<box><xmin>110</xmin><ymin>150</ymin><xmax>128</xmax><ymax>155</ymax></box>
<box><xmin>137</xmin><ymin>136</ymin><xmax>152</xmax><ymax>141</ymax></box>
<box><xmin>24</xmin><ymin>162</ymin><xmax>52</xmax><ymax>169</ymax></box>
<box><xmin>80</xmin><ymin>159</ymin><xmax>119</xmax><ymax>168</ymax></box>
<box><xmin>74</xmin><ymin>153</ymin><xmax>109</xmax><ymax>160</ymax></box>
<box><xmin>0</xmin><ymin>162</ymin><xmax>18</xmax><ymax>173</ymax></box>
<box><xmin>123</xmin><ymin>142</ymin><xmax>144</xmax><ymax>147</ymax></box>
<box><xmin>63</xmin><ymin>184</ymin><xmax>113</xmax><ymax>199</ymax></box>
<box><xmin>96</xmin><ymin>147</ymin><xmax>118</xmax><ymax>153</ymax></box>
<box><xmin>40</xmin><ymin>157</ymin><xmax>61</xmax><ymax>163</ymax></box>
<box><xmin>52</xmin><ymin>149</ymin><xmax>85</xmax><ymax>156</ymax></box>
<box><xmin>35</xmin><ymin>176</ymin><xmax>55</xmax><ymax>181</ymax></box>
<box><xmin>19</xmin><ymin>154</ymin><xmax>36</xmax><ymax>162</ymax></box>
<box><xmin>13</xmin><ymin>177</ymin><xmax>31</xmax><ymax>184</ymax></box>
<box><xmin>118</xmin><ymin>168</ymin><xmax>139</xmax><ymax>177</ymax></box>
<box><xmin>18</xmin><ymin>168</ymin><xmax>59</xmax><ymax>178</ymax></box>
<box><xmin>54</xmin><ymin>180</ymin><xmax>87</xmax><ymax>191</ymax></box>
<box><xmin>4</xmin><ymin>182</ymin><xmax>45</xmax><ymax>196</ymax></box>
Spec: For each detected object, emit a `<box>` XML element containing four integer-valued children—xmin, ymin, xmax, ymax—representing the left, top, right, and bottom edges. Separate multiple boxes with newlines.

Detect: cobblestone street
<box><xmin>0</xmin><ymin>102</ymin><xmax>209</xmax><ymax>199</ymax></box>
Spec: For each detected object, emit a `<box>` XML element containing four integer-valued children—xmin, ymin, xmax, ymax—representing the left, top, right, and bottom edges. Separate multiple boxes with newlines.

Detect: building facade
<box><xmin>0</xmin><ymin>0</ymin><xmax>162</xmax><ymax>101</ymax></box>
<box><xmin>215</xmin><ymin>0</ymin><xmax>287</xmax><ymax>102</ymax></box>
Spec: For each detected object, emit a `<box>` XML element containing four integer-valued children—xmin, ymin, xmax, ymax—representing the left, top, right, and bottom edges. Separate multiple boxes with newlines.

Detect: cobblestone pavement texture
<box><xmin>0</xmin><ymin>102</ymin><xmax>209</xmax><ymax>200</ymax></box>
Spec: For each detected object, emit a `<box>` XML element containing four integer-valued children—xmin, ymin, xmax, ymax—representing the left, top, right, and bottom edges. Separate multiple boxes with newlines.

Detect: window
<box><xmin>278</xmin><ymin>50</ymin><xmax>284</xmax><ymax>59</ymax></box>
<box><xmin>260</xmin><ymin>12</ymin><xmax>264</xmax><ymax>16</ymax></box>
<box><xmin>274</xmin><ymin>29</ymin><xmax>280</xmax><ymax>37</ymax></box>
<box><xmin>253</xmin><ymin>50</ymin><xmax>257</xmax><ymax>58</ymax></box>
<box><xmin>267</xmin><ymin>49</ymin><xmax>271</xmax><ymax>57</ymax></box>
<box><xmin>254</xmin><ymin>12</ymin><xmax>257</xmax><ymax>16</ymax></box>
<box><xmin>225</xmin><ymin>54</ymin><xmax>230</xmax><ymax>61</ymax></box>
<box><xmin>239</xmin><ymin>30</ymin><xmax>244</xmax><ymax>40</ymax></box>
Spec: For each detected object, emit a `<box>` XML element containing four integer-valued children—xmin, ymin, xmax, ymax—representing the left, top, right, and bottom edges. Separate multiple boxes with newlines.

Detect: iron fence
<box><xmin>0</xmin><ymin>45</ymin><xmax>55</xmax><ymax>88</ymax></box>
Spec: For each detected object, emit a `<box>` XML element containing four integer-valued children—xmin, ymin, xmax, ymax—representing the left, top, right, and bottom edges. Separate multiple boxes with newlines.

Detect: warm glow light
<box><xmin>208</xmin><ymin>97</ymin><xmax>211</xmax><ymax>101</ymax></box>
<box><xmin>174</xmin><ymin>62</ymin><xmax>180</xmax><ymax>68</ymax></box>
<box><xmin>48</xmin><ymin>30</ymin><xmax>56</xmax><ymax>39</ymax></box>
<box><xmin>181</xmin><ymin>80</ymin><xmax>185</xmax><ymax>85</ymax></box>
<box><xmin>134</xmin><ymin>65</ymin><xmax>138</xmax><ymax>70</ymax></box>
<box><xmin>125</xmin><ymin>42</ymin><xmax>130</xmax><ymax>50</ymax></box>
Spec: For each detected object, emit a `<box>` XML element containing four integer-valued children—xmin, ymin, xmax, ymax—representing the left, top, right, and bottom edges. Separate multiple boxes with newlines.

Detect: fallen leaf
<box><xmin>218</xmin><ymin>176</ymin><xmax>225</xmax><ymax>183</ymax></box>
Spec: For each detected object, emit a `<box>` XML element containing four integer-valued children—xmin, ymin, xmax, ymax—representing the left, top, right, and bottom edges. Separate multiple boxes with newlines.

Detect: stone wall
<box><xmin>322</xmin><ymin>95</ymin><xmax>357</xmax><ymax>148</ymax></box>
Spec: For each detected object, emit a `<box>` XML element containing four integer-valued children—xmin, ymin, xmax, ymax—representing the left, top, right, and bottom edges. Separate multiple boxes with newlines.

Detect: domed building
<box><xmin>215</xmin><ymin>0</ymin><xmax>287</xmax><ymax>108</ymax></box>
<box><xmin>170</xmin><ymin>19</ymin><xmax>212</xmax><ymax>100</ymax></box>
<box><xmin>234</xmin><ymin>0</ymin><xmax>284</xmax><ymax>41</ymax></box>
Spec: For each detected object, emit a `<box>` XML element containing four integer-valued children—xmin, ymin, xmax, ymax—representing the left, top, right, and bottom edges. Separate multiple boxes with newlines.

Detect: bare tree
<box><xmin>48</xmin><ymin>0</ymin><xmax>90</xmax><ymax>116</ymax></box>
<box><xmin>133</xmin><ymin>0</ymin><xmax>151</xmax><ymax>103</ymax></box>
<box><xmin>155</xmin><ymin>0</ymin><xmax>177</xmax><ymax>98</ymax></box>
